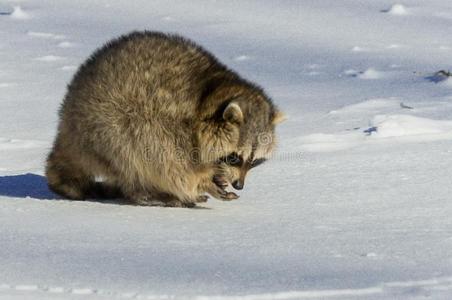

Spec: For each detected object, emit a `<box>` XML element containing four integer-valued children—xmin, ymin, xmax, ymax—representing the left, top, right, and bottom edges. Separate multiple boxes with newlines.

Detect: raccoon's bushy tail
<box><xmin>46</xmin><ymin>149</ymin><xmax>123</xmax><ymax>200</ymax></box>
<box><xmin>46</xmin><ymin>148</ymin><xmax>90</xmax><ymax>200</ymax></box>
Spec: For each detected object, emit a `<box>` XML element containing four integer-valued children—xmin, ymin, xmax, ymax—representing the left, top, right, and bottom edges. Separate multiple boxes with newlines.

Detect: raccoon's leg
<box><xmin>121</xmin><ymin>187</ymin><xmax>157</xmax><ymax>206</ymax></box>
<box><xmin>118</xmin><ymin>163</ymin><xmax>202</xmax><ymax>207</ymax></box>
<box><xmin>207</xmin><ymin>185</ymin><xmax>239</xmax><ymax>201</ymax></box>
<box><xmin>155</xmin><ymin>191</ymin><xmax>200</xmax><ymax>208</ymax></box>
<box><xmin>124</xmin><ymin>189</ymin><xmax>197</xmax><ymax>208</ymax></box>
<box><xmin>46</xmin><ymin>149</ymin><xmax>91</xmax><ymax>200</ymax></box>
<box><xmin>191</xmin><ymin>166</ymin><xmax>238</xmax><ymax>201</ymax></box>
<box><xmin>199</xmin><ymin>176</ymin><xmax>239</xmax><ymax>201</ymax></box>
<box><xmin>118</xmin><ymin>178</ymin><xmax>189</xmax><ymax>207</ymax></box>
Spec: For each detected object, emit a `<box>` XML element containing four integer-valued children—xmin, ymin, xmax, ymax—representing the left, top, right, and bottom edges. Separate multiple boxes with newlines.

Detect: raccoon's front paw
<box><xmin>221</xmin><ymin>190</ymin><xmax>239</xmax><ymax>201</ymax></box>
<box><xmin>211</xmin><ymin>175</ymin><xmax>238</xmax><ymax>200</ymax></box>
<box><xmin>207</xmin><ymin>184</ymin><xmax>239</xmax><ymax>201</ymax></box>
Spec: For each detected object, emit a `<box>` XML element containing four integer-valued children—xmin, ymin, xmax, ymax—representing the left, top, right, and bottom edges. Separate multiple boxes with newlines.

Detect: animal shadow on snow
<box><xmin>0</xmin><ymin>173</ymin><xmax>123</xmax><ymax>204</ymax></box>
<box><xmin>0</xmin><ymin>173</ymin><xmax>209</xmax><ymax>208</ymax></box>
<box><xmin>425</xmin><ymin>70</ymin><xmax>452</xmax><ymax>83</ymax></box>
<box><xmin>0</xmin><ymin>173</ymin><xmax>60</xmax><ymax>200</ymax></box>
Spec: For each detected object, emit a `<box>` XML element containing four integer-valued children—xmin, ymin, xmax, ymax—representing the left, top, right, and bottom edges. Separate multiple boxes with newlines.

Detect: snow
<box><xmin>1</xmin><ymin>0</ymin><xmax>452</xmax><ymax>299</ymax></box>
<box><xmin>27</xmin><ymin>31</ymin><xmax>66</xmax><ymax>40</ymax></box>
<box><xmin>440</xmin><ymin>77</ymin><xmax>452</xmax><ymax>88</ymax></box>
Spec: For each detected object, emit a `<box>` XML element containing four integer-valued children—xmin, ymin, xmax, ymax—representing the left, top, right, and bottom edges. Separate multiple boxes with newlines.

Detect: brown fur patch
<box><xmin>46</xmin><ymin>31</ymin><xmax>283</xmax><ymax>207</ymax></box>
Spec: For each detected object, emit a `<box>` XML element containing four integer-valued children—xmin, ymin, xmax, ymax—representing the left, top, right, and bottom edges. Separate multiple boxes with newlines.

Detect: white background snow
<box><xmin>1</xmin><ymin>0</ymin><xmax>452</xmax><ymax>299</ymax></box>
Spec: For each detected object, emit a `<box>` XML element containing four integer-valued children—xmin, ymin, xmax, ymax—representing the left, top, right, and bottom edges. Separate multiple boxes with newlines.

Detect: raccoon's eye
<box><xmin>220</xmin><ymin>152</ymin><xmax>243</xmax><ymax>166</ymax></box>
<box><xmin>251</xmin><ymin>158</ymin><xmax>267</xmax><ymax>168</ymax></box>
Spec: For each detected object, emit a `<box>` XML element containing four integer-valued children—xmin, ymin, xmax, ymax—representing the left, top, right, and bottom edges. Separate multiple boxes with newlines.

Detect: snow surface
<box><xmin>1</xmin><ymin>0</ymin><xmax>452</xmax><ymax>299</ymax></box>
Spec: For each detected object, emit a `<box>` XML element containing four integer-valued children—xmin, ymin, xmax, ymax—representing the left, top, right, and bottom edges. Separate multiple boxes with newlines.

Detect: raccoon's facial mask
<box><xmin>218</xmin><ymin>152</ymin><xmax>243</xmax><ymax>167</ymax></box>
<box><xmin>250</xmin><ymin>157</ymin><xmax>267</xmax><ymax>168</ymax></box>
<box><xmin>214</xmin><ymin>104</ymin><xmax>283</xmax><ymax>190</ymax></box>
<box><xmin>217</xmin><ymin>152</ymin><xmax>268</xmax><ymax>190</ymax></box>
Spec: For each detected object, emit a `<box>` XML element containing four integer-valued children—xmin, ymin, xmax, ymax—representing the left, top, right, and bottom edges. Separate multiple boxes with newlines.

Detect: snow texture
<box><xmin>1</xmin><ymin>0</ymin><xmax>452</xmax><ymax>299</ymax></box>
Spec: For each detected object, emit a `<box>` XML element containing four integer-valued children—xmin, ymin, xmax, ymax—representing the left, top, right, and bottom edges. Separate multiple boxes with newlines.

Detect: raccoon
<box><xmin>46</xmin><ymin>31</ymin><xmax>285</xmax><ymax>207</ymax></box>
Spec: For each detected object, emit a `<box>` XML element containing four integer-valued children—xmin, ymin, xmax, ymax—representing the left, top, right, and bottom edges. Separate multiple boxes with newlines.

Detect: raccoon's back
<box><xmin>56</xmin><ymin>31</ymin><xmax>231</xmax><ymax>160</ymax></box>
<box><xmin>61</xmin><ymin>31</ymin><xmax>227</xmax><ymax>124</ymax></box>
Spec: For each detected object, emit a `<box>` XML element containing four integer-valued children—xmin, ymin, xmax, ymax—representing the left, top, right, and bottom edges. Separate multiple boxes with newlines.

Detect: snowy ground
<box><xmin>1</xmin><ymin>0</ymin><xmax>452</xmax><ymax>299</ymax></box>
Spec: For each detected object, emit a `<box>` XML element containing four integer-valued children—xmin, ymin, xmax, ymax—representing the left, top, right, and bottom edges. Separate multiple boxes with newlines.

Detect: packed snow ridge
<box><xmin>27</xmin><ymin>31</ymin><xmax>66</xmax><ymax>40</ymax></box>
<box><xmin>300</xmin><ymin>114</ymin><xmax>452</xmax><ymax>152</ymax></box>
<box><xmin>384</xmin><ymin>4</ymin><xmax>409</xmax><ymax>15</ymax></box>
<box><xmin>372</xmin><ymin>114</ymin><xmax>452</xmax><ymax>138</ymax></box>
<box><xmin>35</xmin><ymin>55</ymin><xmax>66</xmax><ymax>62</ymax></box>
<box><xmin>357</xmin><ymin>68</ymin><xmax>385</xmax><ymax>80</ymax></box>
<box><xmin>10</xmin><ymin>6</ymin><xmax>29</xmax><ymax>19</ymax></box>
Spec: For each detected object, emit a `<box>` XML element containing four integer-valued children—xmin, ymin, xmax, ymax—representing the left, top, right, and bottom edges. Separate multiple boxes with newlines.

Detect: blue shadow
<box><xmin>0</xmin><ymin>173</ymin><xmax>210</xmax><ymax>208</ymax></box>
<box><xmin>0</xmin><ymin>173</ymin><xmax>59</xmax><ymax>200</ymax></box>
<box><xmin>425</xmin><ymin>71</ymin><xmax>451</xmax><ymax>83</ymax></box>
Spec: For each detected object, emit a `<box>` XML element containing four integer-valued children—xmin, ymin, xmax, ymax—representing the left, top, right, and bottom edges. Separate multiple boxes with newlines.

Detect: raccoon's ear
<box><xmin>223</xmin><ymin>102</ymin><xmax>244</xmax><ymax>124</ymax></box>
<box><xmin>272</xmin><ymin>110</ymin><xmax>287</xmax><ymax>125</ymax></box>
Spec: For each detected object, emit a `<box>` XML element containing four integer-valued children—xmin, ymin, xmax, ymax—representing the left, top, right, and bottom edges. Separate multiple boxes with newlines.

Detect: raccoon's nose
<box><xmin>232</xmin><ymin>180</ymin><xmax>244</xmax><ymax>190</ymax></box>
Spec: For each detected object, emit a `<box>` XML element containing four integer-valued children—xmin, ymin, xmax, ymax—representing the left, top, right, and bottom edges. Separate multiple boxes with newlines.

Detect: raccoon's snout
<box><xmin>232</xmin><ymin>180</ymin><xmax>244</xmax><ymax>190</ymax></box>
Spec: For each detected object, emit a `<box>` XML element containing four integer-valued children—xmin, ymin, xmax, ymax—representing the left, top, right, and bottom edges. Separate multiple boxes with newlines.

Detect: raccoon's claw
<box><xmin>204</xmin><ymin>179</ymin><xmax>239</xmax><ymax>201</ymax></box>
<box><xmin>222</xmin><ymin>191</ymin><xmax>239</xmax><ymax>201</ymax></box>
<box><xmin>215</xmin><ymin>187</ymin><xmax>239</xmax><ymax>201</ymax></box>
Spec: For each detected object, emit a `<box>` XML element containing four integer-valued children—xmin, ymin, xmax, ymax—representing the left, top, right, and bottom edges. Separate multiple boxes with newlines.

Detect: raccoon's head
<box><xmin>215</xmin><ymin>101</ymin><xmax>285</xmax><ymax>190</ymax></box>
<box><xmin>196</xmin><ymin>84</ymin><xmax>286</xmax><ymax>190</ymax></box>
